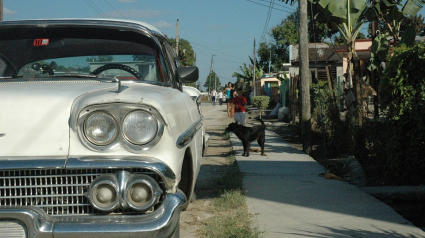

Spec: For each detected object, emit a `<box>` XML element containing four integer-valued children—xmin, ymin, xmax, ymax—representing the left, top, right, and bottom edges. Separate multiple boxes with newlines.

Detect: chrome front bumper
<box><xmin>0</xmin><ymin>190</ymin><xmax>186</xmax><ymax>238</ymax></box>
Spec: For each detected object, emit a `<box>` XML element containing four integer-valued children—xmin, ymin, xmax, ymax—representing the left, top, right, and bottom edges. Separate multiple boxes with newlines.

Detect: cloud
<box><xmin>106</xmin><ymin>9</ymin><xmax>172</xmax><ymax>18</ymax></box>
<box><xmin>3</xmin><ymin>7</ymin><xmax>17</xmax><ymax>15</ymax></box>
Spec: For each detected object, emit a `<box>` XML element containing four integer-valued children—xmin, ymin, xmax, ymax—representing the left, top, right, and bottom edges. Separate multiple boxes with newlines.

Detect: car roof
<box><xmin>0</xmin><ymin>18</ymin><xmax>173</xmax><ymax>77</ymax></box>
<box><xmin>0</xmin><ymin>18</ymin><xmax>164</xmax><ymax>37</ymax></box>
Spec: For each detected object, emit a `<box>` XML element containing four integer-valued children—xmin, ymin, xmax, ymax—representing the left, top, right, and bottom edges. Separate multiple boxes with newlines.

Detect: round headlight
<box><xmin>94</xmin><ymin>184</ymin><xmax>117</xmax><ymax>206</ymax></box>
<box><xmin>122</xmin><ymin>110</ymin><xmax>158</xmax><ymax>145</ymax></box>
<box><xmin>127</xmin><ymin>183</ymin><xmax>152</xmax><ymax>207</ymax></box>
<box><xmin>88</xmin><ymin>178</ymin><xmax>119</xmax><ymax>212</ymax></box>
<box><xmin>84</xmin><ymin>111</ymin><xmax>118</xmax><ymax>146</ymax></box>
<box><xmin>124</xmin><ymin>175</ymin><xmax>162</xmax><ymax>211</ymax></box>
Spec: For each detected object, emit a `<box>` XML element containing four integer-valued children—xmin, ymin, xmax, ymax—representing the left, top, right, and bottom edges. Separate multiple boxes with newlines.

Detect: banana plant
<box><xmin>367</xmin><ymin>0</ymin><xmax>425</xmax><ymax>70</ymax></box>
<box><xmin>310</xmin><ymin>0</ymin><xmax>371</xmax><ymax>88</ymax></box>
<box><xmin>282</xmin><ymin>0</ymin><xmax>425</xmax><ymax>81</ymax></box>
<box><xmin>232</xmin><ymin>58</ymin><xmax>265</xmax><ymax>88</ymax></box>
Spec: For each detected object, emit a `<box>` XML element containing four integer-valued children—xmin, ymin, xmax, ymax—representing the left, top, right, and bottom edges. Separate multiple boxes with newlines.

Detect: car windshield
<box><xmin>0</xmin><ymin>26</ymin><xmax>169</xmax><ymax>83</ymax></box>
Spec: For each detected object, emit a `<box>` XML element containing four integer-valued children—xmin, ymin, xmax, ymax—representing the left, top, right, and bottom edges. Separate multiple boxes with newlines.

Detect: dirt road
<box><xmin>180</xmin><ymin>103</ymin><xmax>234</xmax><ymax>238</ymax></box>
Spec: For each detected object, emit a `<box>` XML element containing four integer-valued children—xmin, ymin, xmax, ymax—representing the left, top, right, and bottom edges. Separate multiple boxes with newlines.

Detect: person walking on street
<box><xmin>229</xmin><ymin>83</ymin><xmax>236</xmax><ymax>118</ymax></box>
<box><xmin>225</xmin><ymin>82</ymin><xmax>232</xmax><ymax>117</ymax></box>
<box><xmin>233</xmin><ymin>88</ymin><xmax>247</xmax><ymax>125</ymax></box>
<box><xmin>211</xmin><ymin>89</ymin><xmax>217</xmax><ymax>106</ymax></box>
<box><xmin>217</xmin><ymin>90</ymin><xmax>224</xmax><ymax>106</ymax></box>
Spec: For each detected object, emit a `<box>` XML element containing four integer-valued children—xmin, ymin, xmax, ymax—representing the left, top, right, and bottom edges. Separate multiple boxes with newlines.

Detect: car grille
<box><xmin>0</xmin><ymin>168</ymin><xmax>163</xmax><ymax>216</ymax></box>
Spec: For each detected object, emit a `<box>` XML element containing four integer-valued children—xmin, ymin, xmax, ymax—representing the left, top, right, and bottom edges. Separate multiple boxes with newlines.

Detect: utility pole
<box><xmin>269</xmin><ymin>47</ymin><xmax>272</xmax><ymax>76</ymax></box>
<box><xmin>299</xmin><ymin>0</ymin><xmax>311</xmax><ymax>154</ymax></box>
<box><xmin>208</xmin><ymin>54</ymin><xmax>215</xmax><ymax>100</ymax></box>
<box><xmin>175</xmin><ymin>19</ymin><xmax>179</xmax><ymax>55</ymax></box>
<box><xmin>214</xmin><ymin>74</ymin><xmax>217</xmax><ymax>92</ymax></box>
<box><xmin>212</xmin><ymin>54</ymin><xmax>216</xmax><ymax>91</ymax></box>
<box><xmin>253</xmin><ymin>38</ymin><xmax>256</xmax><ymax>97</ymax></box>
<box><xmin>0</xmin><ymin>0</ymin><xmax>3</xmax><ymax>21</ymax></box>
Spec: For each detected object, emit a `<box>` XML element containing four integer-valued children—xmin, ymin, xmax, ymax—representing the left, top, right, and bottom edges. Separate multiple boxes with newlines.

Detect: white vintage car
<box><xmin>0</xmin><ymin>19</ymin><xmax>208</xmax><ymax>238</ymax></box>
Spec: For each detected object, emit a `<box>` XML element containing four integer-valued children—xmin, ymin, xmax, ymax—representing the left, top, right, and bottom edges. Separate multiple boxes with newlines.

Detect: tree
<box><xmin>308</xmin><ymin>2</ymin><xmax>338</xmax><ymax>42</ymax></box>
<box><xmin>281</xmin><ymin>0</ymin><xmax>312</xmax><ymax>153</ymax></box>
<box><xmin>299</xmin><ymin>0</ymin><xmax>311</xmax><ymax>153</ymax></box>
<box><xmin>258</xmin><ymin>8</ymin><xmax>334</xmax><ymax>74</ymax></box>
<box><xmin>257</xmin><ymin>13</ymin><xmax>299</xmax><ymax>73</ymax></box>
<box><xmin>377</xmin><ymin>42</ymin><xmax>425</xmax><ymax>185</ymax></box>
<box><xmin>299</xmin><ymin>0</ymin><xmax>424</xmax><ymax>123</ymax></box>
<box><xmin>86</xmin><ymin>55</ymin><xmax>114</xmax><ymax>62</ymax></box>
<box><xmin>366</xmin><ymin>0</ymin><xmax>425</xmax><ymax>120</ymax></box>
<box><xmin>167</xmin><ymin>38</ymin><xmax>196</xmax><ymax>66</ymax></box>
<box><xmin>333</xmin><ymin>31</ymin><xmax>367</xmax><ymax>45</ymax></box>
<box><xmin>367</xmin><ymin>0</ymin><xmax>425</xmax><ymax>46</ymax></box>
<box><xmin>400</xmin><ymin>14</ymin><xmax>425</xmax><ymax>36</ymax></box>
<box><xmin>203</xmin><ymin>70</ymin><xmax>221</xmax><ymax>91</ymax></box>
<box><xmin>232</xmin><ymin>57</ymin><xmax>264</xmax><ymax>90</ymax></box>
<box><xmin>132</xmin><ymin>55</ymin><xmax>154</xmax><ymax>62</ymax></box>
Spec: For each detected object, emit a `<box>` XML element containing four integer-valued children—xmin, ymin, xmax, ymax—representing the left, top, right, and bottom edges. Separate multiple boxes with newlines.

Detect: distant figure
<box><xmin>225</xmin><ymin>82</ymin><xmax>232</xmax><ymax>117</ymax></box>
<box><xmin>211</xmin><ymin>89</ymin><xmax>217</xmax><ymax>106</ymax></box>
<box><xmin>217</xmin><ymin>91</ymin><xmax>224</xmax><ymax>106</ymax></box>
<box><xmin>233</xmin><ymin>88</ymin><xmax>247</xmax><ymax>125</ymax></box>
<box><xmin>229</xmin><ymin>83</ymin><xmax>236</xmax><ymax>118</ymax></box>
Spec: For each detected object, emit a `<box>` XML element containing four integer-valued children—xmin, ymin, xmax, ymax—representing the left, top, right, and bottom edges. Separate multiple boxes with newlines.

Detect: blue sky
<box><xmin>2</xmin><ymin>0</ymin><xmax>296</xmax><ymax>91</ymax></box>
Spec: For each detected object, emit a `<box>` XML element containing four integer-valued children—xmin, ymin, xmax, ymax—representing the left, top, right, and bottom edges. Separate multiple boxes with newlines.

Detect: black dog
<box><xmin>225</xmin><ymin>119</ymin><xmax>266</xmax><ymax>157</ymax></box>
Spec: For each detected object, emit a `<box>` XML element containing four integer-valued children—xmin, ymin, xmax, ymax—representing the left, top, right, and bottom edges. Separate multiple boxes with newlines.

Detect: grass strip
<box><xmin>199</xmin><ymin>132</ymin><xmax>263</xmax><ymax>238</ymax></box>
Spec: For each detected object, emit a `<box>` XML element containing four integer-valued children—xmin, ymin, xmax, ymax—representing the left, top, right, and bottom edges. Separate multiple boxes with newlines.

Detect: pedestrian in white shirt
<box><xmin>211</xmin><ymin>89</ymin><xmax>217</xmax><ymax>106</ymax></box>
<box><xmin>217</xmin><ymin>91</ymin><xmax>224</xmax><ymax>106</ymax></box>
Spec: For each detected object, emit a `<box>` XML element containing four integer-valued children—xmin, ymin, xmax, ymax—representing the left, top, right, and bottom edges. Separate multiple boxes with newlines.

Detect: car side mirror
<box><xmin>31</xmin><ymin>63</ymin><xmax>41</xmax><ymax>71</ymax></box>
<box><xmin>176</xmin><ymin>66</ymin><xmax>198</xmax><ymax>83</ymax></box>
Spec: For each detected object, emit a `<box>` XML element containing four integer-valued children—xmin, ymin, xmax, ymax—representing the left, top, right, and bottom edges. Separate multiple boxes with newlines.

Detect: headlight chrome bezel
<box><xmin>83</xmin><ymin>111</ymin><xmax>119</xmax><ymax>146</ymax></box>
<box><xmin>122</xmin><ymin>110</ymin><xmax>158</xmax><ymax>145</ymax></box>
<box><xmin>77</xmin><ymin>104</ymin><xmax>165</xmax><ymax>153</ymax></box>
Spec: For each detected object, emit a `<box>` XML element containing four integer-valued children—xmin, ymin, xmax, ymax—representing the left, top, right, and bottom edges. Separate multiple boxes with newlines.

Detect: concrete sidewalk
<box><xmin>230</xmin><ymin>128</ymin><xmax>425</xmax><ymax>238</ymax></box>
<box><xmin>200</xmin><ymin>103</ymin><xmax>424</xmax><ymax>237</ymax></box>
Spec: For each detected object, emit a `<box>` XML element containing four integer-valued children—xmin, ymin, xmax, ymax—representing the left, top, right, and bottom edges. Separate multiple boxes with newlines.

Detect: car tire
<box><xmin>179</xmin><ymin>155</ymin><xmax>194</xmax><ymax>211</ymax></box>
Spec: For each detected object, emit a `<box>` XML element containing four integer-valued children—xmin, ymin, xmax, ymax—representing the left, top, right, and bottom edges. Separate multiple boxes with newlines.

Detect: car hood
<box><xmin>0</xmin><ymin>80</ymin><xmax>117</xmax><ymax>158</ymax></box>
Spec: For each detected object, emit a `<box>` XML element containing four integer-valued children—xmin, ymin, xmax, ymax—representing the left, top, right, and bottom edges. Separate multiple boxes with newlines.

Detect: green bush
<box><xmin>252</xmin><ymin>96</ymin><xmax>270</xmax><ymax>119</ymax></box>
<box><xmin>251</xmin><ymin>96</ymin><xmax>269</xmax><ymax>110</ymax></box>
<box><xmin>376</xmin><ymin>42</ymin><xmax>425</xmax><ymax>185</ymax></box>
<box><xmin>310</xmin><ymin>81</ymin><xmax>354</xmax><ymax>157</ymax></box>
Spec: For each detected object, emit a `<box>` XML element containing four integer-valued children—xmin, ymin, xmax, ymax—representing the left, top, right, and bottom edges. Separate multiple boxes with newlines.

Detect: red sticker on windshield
<box><xmin>33</xmin><ymin>39</ymin><xmax>49</xmax><ymax>46</ymax></box>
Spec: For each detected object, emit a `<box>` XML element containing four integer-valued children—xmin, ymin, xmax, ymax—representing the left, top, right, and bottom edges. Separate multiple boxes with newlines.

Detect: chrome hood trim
<box><xmin>176</xmin><ymin>118</ymin><xmax>203</xmax><ymax>148</ymax></box>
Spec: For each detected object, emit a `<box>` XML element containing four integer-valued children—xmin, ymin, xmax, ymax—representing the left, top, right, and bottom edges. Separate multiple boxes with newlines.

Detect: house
<box><xmin>253</xmin><ymin>40</ymin><xmax>374</xmax><ymax>109</ymax></box>
<box><xmin>289</xmin><ymin>40</ymin><xmax>373</xmax><ymax>88</ymax></box>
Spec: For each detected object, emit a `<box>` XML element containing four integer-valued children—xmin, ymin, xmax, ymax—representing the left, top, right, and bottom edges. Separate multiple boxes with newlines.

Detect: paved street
<box><xmin>201</xmin><ymin>103</ymin><xmax>425</xmax><ymax>238</ymax></box>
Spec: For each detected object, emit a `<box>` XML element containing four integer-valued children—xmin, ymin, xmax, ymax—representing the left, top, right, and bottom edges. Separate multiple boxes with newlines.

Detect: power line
<box><xmin>260</xmin><ymin>0</ymin><xmax>275</xmax><ymax>43</ymax></box>
<box><xmin>104</xmin><ymin>0</ymin><xmax>128</xmax><ymax>19</ymax></box>
<box><xmin>256</xmin><ymin>0</ymin><xmax>297</xmax><ymax>11</ymax></box>
<box><xmin>179</xmin><ymin>26</ymin><xmax>252</xmax><ymax>50</ymax></box>
<box><xmin>85</xmin><ymin>0</ymin><xmax>108</xmax><ymax>18</ymax></box>
<box><xmin>245</xmin><ymin>0</ymin><xmax>294</xmax><ymax>14</ymax></box>
<box><xmin>191</xmin><ymin>41</ymin><xmax>248</xmax><ymax>62</ymax></box>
